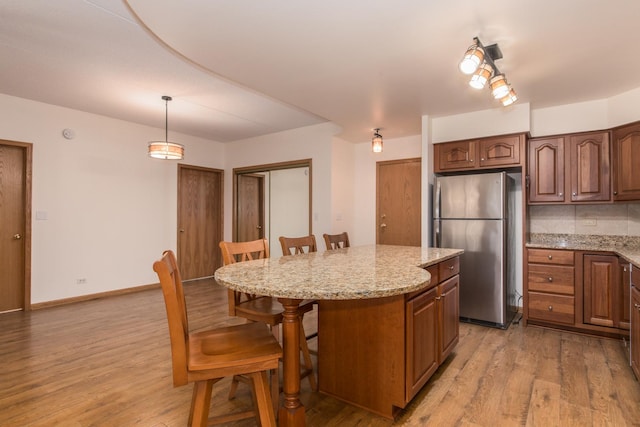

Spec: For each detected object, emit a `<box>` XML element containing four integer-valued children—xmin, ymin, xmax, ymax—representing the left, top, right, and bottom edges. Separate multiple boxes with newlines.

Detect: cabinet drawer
<box><xmin>438</xmin><ymin>256</ymin><xmax>459</xmax><ymax>282</ymax></box>
<box><xmin>527</xmin><ymin>264</ymin><xmax>574</xmax><ymax>295</ymax></box>
<box><xmin>528</xmin><ymin>292</ymin><xmax>575</xmax><ymax>325</ymax></box>
<box><xmin>528</xmin><ymin>249</ymin><xmax>574</xmax><ymax>265</ymax></box>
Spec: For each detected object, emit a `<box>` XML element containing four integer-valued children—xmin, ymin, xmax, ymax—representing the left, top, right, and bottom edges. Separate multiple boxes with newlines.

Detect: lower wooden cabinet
<box><xmin>526</xmin><ymin>248</ymin><xmax>575</xmax><ymax>326</ymax></box>
<box><xmin>525</xmin><ymin>248</ymin><xmax>630</xmax><ymax>338</ymax></box>
<box><xmin>318</xmin><ymin>256</ymin><xmax>459</xmax><ymax>419</ymax></box>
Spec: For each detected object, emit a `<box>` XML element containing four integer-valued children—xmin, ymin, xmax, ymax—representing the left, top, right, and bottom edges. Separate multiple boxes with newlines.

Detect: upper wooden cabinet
<box><xmin>528</xmin><ymin>130</ymin><xmax>611</xmax><ymax>204</ymax></box>
<box><xmin>434</xmin><ymin>133</ymin><xmax>525</xmax><ymax>173</ymax></box>
<box><xmin>612</xmin><ymin>121</ymin><xmax>640</xmax><ymax>201</ymax></box>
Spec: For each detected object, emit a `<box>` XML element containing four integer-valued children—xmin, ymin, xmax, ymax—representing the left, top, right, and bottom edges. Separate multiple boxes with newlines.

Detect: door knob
<box><xmin>256</xmin><ymin>225</ymin><xmax>262</xmax><ymax>229</ymax></box>
<box><xmin>13</xmin><ymin>233</ymin><xmax>22</xmax><ymax>240</ymax></box>
<box><xmin>179</xmin><ymin>229</ymin><xmax>185</xmax><ymax>233</ymax></box>
<box><xmin>380</xmin><ymin>223</ymin><xmax>387</xmax><ymax>228</ymax></box>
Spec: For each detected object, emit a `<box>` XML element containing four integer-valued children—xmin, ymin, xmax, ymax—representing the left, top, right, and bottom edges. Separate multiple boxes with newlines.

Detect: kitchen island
<box><xmin>215</xmin><ymin>244</ymin><xmax>463</xmax><ymax>426</ymax></box>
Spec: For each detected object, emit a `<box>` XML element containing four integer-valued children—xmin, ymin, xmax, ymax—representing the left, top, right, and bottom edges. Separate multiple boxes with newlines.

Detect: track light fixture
<box><xmin>371</xmin><ymin>128</ymin><xmax>383</xmax><ymax>153</ymax></box>
<box><xmin>459</xmin><ymin>37</ymin><xmax>517</xmax><ymax>107</ymax></box>
<box><xmin>148</xmin><ymin>95</ymin><xmax>184</xmax><ymax>160</ymax></box>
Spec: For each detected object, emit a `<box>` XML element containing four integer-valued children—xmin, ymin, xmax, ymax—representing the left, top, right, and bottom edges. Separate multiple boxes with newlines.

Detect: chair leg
<box><xmin>249</xmin><ymin>371</ymin><xmax>277</xmax><ymax>427</ymax></box>
<box><xmin>270</xmin><ymin>367</ymin><xmax>279</xmax><ymax>415</ymax></box>
<box><xmin>189</xmin><ymin>380</ymin><xmax>214</xmax><ymax>427</ymax></box>
<box><xmin>228</xmin><ymin>375</ymin><xmax>241</xmax><ymax>400</ymax></box>
<box><xmin>299</xmin><ymin>321</ymin><xmax>317</xmax><ymax>391</ymax></box>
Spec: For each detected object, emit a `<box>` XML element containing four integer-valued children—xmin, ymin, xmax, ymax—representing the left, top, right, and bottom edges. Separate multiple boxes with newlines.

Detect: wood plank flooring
<box><xmin>1</xmin><ymin>278</ymin><xmax>639</xmax><ymax>426</ymax></box>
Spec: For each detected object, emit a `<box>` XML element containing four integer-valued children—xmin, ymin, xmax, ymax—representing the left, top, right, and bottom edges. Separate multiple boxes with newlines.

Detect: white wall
<box><xmin>0</xmin><ymin>94</ymin><xmax>224</xmax><ymax>303</ymax></box>
<box><xmin>328</xmin><ymin>137</ymin><xmax>355</xmax><ymax>242</ymax></box>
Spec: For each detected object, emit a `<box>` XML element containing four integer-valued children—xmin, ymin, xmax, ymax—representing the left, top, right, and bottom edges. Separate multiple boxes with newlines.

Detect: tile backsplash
<box><xmin>529</xmin><ymin>203</ymin><xmax>640</xmax><ymax>236</ymax></box>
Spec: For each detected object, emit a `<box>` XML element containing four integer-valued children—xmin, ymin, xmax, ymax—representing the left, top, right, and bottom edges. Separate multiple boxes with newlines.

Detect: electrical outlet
<box><xmin>76</xmin><ymin>278</ymin><xmax>87</xmax><ymax>284</ymax></box>
<box><xmin>583</xmin><ymin>218</ymin><xmax>597</xmax><ymax>226</ymax></box>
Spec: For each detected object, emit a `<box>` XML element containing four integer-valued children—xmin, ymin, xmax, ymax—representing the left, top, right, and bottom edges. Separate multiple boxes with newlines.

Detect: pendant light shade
<box><xmin>500</xmin><ymin>88</ymin><xmax>518</xmax><ymax>106</ymax></box>
<box><xmin>459</xmin><ymin>43</ymin><xmax>484</xmax><ymax>75</ymax></box>
<box><xmin>489</xmin><ymin>74</ymin><xmax>510</xmax><ymax>99</ymax></box>
<box><xmin>148</xmin><ymin>95</ymin><xmax>184</xmax><ymax>160</ymax></box>
<box><xmin>372</xmin><ymin>128</ymin><xmax>383</xmax><ymax>153</ymax></box>
<box><xmin>469</xmin><ymin>62</ymin><xmax>493</xmax><ymax>90</ymax></box>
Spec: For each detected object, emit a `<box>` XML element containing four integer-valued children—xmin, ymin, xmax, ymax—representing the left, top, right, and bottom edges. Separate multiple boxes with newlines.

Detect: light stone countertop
<box><xmin>527</xmin><ymin>233</ymin><xmax>640</xmax><ymax>268</ymax></box>
<box><xmin>214</xmin><ymin>245</ymin><xmax>464</xmax><ymax>300</ymax></box>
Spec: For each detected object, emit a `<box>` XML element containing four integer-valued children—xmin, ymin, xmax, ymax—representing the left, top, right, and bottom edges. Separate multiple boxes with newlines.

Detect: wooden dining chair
<box><xmin>279</xmin><ymin>234</ymin><xmax>320</xmax><ymax>349</ymax></box>
<box><xmin>153</xmin><ymin>250</ymin><xmax>281</xmax><ymax>427</ymax></box>
<box><xmin>279</xmin><ymin>234</ymin><xmax>318</xmax><ymax>256</ymax></box>
<box><xmin>219</xmin><ymin>239</ymin><xmax>318</xmax><ymax>393</ymax></box>
<box><xmin>323</xmin><ymin>231</ymin><xmax>350</xmax><ymax>250</ymax></box>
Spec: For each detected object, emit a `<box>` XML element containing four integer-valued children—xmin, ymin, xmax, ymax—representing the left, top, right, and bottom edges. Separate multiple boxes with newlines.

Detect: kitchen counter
<box><xmin>215</xmin><ymin>244</ymin><xmax>464</xmax><ymax>300</ymax></box>
<box><xmin>527</xmin><ymin>233</ymin><xmax>640</xmax><ymax>267</ymax></box>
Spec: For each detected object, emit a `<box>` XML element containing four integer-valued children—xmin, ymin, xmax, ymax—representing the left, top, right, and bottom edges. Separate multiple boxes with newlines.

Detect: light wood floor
<box><xmin>1</xmin><ymin>279</ymin><xmax>639</xmax><ymax>426</ymax></box>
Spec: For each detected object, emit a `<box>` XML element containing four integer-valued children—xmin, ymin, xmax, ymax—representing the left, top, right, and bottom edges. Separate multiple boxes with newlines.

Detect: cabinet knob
<box><xmin>548</xmin><ymin>305</ymin><xmax>553</xmax><ymax>311</ymax></box>
<box><xmin>559</xmin><ymin>192</ymin><xmax>563</xmax><ymax>196</ymax></box>
<box><xmin>613</xmin><ymin>191</ymin><xmax>618</xmax><ymax>195</ymax></box>
<box><xmin>572</xmin><ymin>192</ymin><xmax>577</xmax><ymax>196</ymax></box>
<box><xmin>449</xmin><ymin>265</ymin><xmax>454</xmax><ymax>270</ymax></box>
<box><xmin>548</xmin><ymin>277</ymin><xmax>553</xmax><ymax>282</ymax></box>
<box><xmin>481</xmin><ymin>158</ymin><xmax>485</xmax><ymax>161</ymax></box>
<box><xmin>547</xmin><ymin>255</ymin><xmax>553</xmax><ymax>260</ymax></box>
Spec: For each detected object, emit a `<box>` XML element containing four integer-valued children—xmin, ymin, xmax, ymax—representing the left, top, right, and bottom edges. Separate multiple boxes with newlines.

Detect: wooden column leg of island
<box><xmin>277</xmin><ymin>298</ymin><xmax>306</xmax><ymax>427</ymax></box>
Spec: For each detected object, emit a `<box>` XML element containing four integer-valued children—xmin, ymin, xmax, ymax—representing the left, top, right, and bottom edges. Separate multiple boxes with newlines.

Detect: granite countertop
<box><xmin>214</xmin><ymin>245</ymin><xmax>464</xmax><ymax>300</ymax></box>
<box><xmin>527</xmin><ymin>233</ymin><xmax>640</xmax><ymax>267</ymax></box>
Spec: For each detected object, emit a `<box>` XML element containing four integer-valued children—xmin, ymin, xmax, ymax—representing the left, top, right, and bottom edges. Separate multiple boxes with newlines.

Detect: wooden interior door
<box><xmin>376</xmin><ymin>158</ymin><xmax>421</xmax><ymax>246</ymax></box>
<box><xmin>0</xmin><ymin>142</ymin><xmax>30</xmax><ymax>312</ymax></box>
<box><xmin>236</xmin><ymin>174</ymin><xmax>264</xmax><ymax>242</ymax></box>
<box><xmin>177</xmin><ymin>165</ymin><xmax>223</xmax><ymax>280</ymax></box>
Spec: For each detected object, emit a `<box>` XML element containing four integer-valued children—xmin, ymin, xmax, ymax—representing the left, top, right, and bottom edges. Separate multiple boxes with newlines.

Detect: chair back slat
<box><xmin>219</xmin><ymin>239</ymin><xmax>270</xmax><ymax>316</ymax></box>
<box><xmin>323</xmin><ymin>232</ymin><xmax>350</xmax><ymax>250</ymax></box>
<box><xmin>279</xmin><ymin>235</ymin><xmax>317</xmax><ymax>256</ymax></box>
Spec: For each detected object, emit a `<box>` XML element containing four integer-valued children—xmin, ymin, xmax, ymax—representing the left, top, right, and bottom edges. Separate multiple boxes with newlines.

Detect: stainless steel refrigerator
<box><xmin>433</xmin><ymin>172</ymin><xmax>517</xmax><ymax>329</ymax></box>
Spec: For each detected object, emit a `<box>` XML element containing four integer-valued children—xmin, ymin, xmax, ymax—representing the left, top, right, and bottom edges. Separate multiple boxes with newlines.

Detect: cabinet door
<box><xmin>583</xmin><ymin>254</ymin><xmax>617</xmax><ymax>327</ymax></box>
<box><xmin>631</xmin><ymin>286</ymin><xmax>640</xmax><ymax>380</ymax></box>
<box><xmin>479</xmin><ymin>134</ymin><xmax>522</xmax><ymax>168</ymax></box>
<box><xmin>434</xmin><ymin>140</ymin><xmax>477</xmax><ymax>172</ymax></box>
<box><xmin>568</xmin><ymin>131</ymin><xmax>611</xmax><ymax>202</ymax></box>
<box><xmin>438</xmin><ymin>275</ymin><xmax>459</xmax><ymax>363</ymax></box>
<box><xmin>405</xmin><ymin>287</ymin><xmax>438</xmax><ymax>400</ymax></box>
<box><xmin>612</xmin><ymin>122</ymin><xmax>640</xmax><ymax>201</ymax></box>
<box><xmin>528</xmin><ymin>137</ymin><xmax>565</xmax><ymax>203</ymax></box>
<box><xmin>620</xmin><ymin>259</ymin><xmax>631</xmax><ymax>330</ymax></box>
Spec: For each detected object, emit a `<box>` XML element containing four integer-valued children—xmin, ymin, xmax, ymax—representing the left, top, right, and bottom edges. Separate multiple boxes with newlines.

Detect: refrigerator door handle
<box><xmin>434</xmin><ymin>179</ymin><xmax>441</xmax><ymax>220</ymax></box>
<box><xmin>434</xmin><ymin>219</ymin><xmax>441</xmax><ymax>247</ymax></box>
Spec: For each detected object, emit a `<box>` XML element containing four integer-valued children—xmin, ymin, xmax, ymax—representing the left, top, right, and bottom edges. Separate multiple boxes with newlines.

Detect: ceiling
<box><xmin>2</xmin><ymin>1</ymin><xmax>640</xmax><ymax>143</ymax></box>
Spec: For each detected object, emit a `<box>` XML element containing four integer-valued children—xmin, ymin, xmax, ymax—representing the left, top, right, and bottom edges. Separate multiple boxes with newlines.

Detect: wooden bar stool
<box><xmin>323</xmin><ymin>232</ymin><xmax>350</xmax><ymax>250</ymax></box>
<box><xmin>153</xmin><ymin>250</ymin><xmax>281</xmax><ymax>426</ymax></box>
<box><xmin>219</xmin><ymin>239</ymin><xmax>318</xmax><ymax>393</ymax></box>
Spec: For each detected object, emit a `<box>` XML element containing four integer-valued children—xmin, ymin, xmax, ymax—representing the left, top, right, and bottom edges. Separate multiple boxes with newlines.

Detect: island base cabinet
<box><xmin>317</xmin><ymin>258</ymin><xmax>460</xmax><ymax>419</ymax></box>
<box><xmin>317</xmin><ymin>295</ymin><xmax>407</xmax><ymax>419</ymax></box>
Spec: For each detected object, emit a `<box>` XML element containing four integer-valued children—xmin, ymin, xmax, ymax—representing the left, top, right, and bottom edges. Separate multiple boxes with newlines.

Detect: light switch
<box><xmin>36</xmin><ymin>211</ymin><xmax>48</xmax><ymax>220</ymax></box>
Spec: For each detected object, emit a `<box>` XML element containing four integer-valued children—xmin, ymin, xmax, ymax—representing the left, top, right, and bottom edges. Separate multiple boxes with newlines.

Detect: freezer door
<box><xmin>435</xmin><ymin>172</ymin><xmax>505</xmax><ymax>219</ymax></box>
<box><xmin>438</xmin><ymin>218</ymin><xmax>506</xmax><ymax>325</ymax></box>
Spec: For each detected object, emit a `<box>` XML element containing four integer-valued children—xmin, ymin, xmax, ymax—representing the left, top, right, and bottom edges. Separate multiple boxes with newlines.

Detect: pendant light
<box><xmin>372</xmin><ymin>128</ymin><xmax>383</xmax><ymax>153</ymax></box>
<box><xmin>459</xmin><ymin>37</ymin><xmax>517</xmax><ymax>107</ymax></box>
<box><xmin>148</xmin><ymin>95</ymin><xmax>184</xmax><ymax>160</ymax></box>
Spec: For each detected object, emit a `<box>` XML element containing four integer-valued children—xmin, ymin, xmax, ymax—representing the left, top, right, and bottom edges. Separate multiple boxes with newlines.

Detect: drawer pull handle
<box><xmin>548</xmin><ymin>305</ymin><xmax>553</xmax><ymax>311</ymax></box>
<box><xmin>548</xmin><ymin>277</ymin><xmax>553</xmax><ymax>282</ymax></box>
<box><xmin>548</xmin><ymin>255</ymin><xmax>553</xmax><ymax>260</ymax></box>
